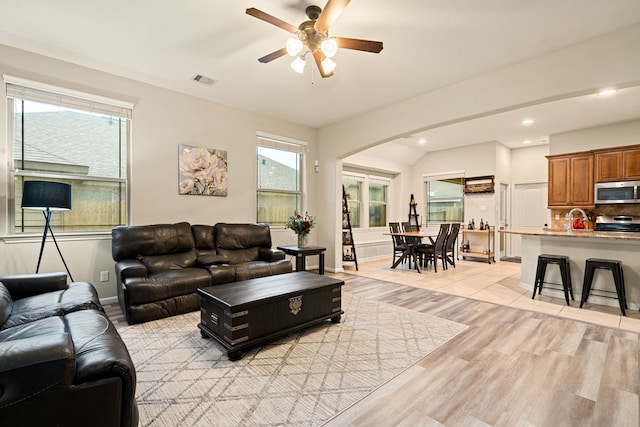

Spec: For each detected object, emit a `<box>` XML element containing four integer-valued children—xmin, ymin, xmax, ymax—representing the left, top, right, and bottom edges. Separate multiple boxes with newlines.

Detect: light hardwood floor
<box><xmin>324</xmin><ymin>258</ymin><xmax>640</xmax><ymax>426</ymax></box>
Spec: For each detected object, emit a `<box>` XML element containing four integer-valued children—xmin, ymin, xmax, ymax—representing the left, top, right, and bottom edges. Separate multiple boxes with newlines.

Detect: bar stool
<box><xmin>532</xmin><ymin>254</ymin><xmax>574</xmax><ymax>305</ymax></box>
<box><xmin>580</xmin><ymin>258</ymin><xmax>627</xmax><ymax>316</ymax></box>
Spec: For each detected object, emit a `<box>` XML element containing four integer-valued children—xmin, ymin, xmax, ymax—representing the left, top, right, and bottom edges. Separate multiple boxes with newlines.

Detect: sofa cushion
<box><xmin>234</xmin><ymin>260</ymin><xmax>293</xmax><ymax>281</ymax></box>
<box><xmin>112</xmin><ymin>222</ymin><xmax>196</xmax><ymax>261</ymax></box>
<box><xmin>217</xmin><ymin>246</ymin><xmax>260</xmax><ymax>265</ymax></box>
<box><xmin>214</xmin><ymin>223</ymin><xmax>272</xmax><ymax>250</ymax></box>
<box><xmin>124</xmin><ymin>268</ymin><xmax>211</xmax><ymax>305</ymax></box>
<box><xmin>192</xmin><ymin>224</ymin><xmax>216</xmax><ymax>257</ymax></box>
<box><xmin>1</xmin><ymin>282</ymin><xmax>102</xmax><ymax>330</ymax></box>
<box><xmin>0</xmin><ymin>315</ymin><xmax>67</xmax><ymax>341</ymax></box>
<box><xmin>0</xmin><ymin>283</ymin><xmax>13</xmax><ymax>327</ymax></box>
<box><xmin>138</xmin><ymin>249</ymin><xmax>198</xmax><ymax>274</ymax></box>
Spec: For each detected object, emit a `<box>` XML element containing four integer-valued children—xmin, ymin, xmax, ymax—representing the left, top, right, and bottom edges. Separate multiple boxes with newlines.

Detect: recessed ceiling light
<box><xmin>522</xmin><ymin>140</ymin><xmax>532</xmax><ymax>145</ymax></box>
<box><xmin>418</xmin><ymin>138</ymin><xmax>427</xmax><ymax>144</ymax></box>
<box><xmin>597</xmin><ymin>88</ymin><xmax>617</xmax><ymax>97</ymax></box>
<box><xmin>521</xmin><ymin>119</ymin><xmax>534</xmax><ymax>126</ymax></box>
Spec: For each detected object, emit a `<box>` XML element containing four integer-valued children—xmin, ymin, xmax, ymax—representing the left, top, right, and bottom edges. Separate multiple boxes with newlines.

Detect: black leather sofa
<box><xmin>0</xmin><ymin>272</ymin><xmax>138</xmax><ymax>427</ymax></box>
<box><xmin>112</xmin><ymin>222</ymin><xmax>292</xmax><ymax>325</ymax></box>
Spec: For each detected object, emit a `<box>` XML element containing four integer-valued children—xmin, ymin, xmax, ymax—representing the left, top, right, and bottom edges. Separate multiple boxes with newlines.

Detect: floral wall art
<box><xmin>178</xmin><ymin>144</ymin><xmax>228</xmax><ymax>196</ymax></box>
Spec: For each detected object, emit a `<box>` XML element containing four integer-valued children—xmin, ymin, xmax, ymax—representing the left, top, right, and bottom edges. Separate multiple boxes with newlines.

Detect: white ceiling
<box><xmin>2</xmin><ymin>0</ymin><xmax>640</xmax><ymax>164</ymax></box>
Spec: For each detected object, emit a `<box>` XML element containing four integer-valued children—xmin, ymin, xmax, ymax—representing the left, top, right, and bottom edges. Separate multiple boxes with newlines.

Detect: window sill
<box><xmin>1</xmin><ymin>231</ymin><xmax>112</xmax><ymax>244</ymax></box>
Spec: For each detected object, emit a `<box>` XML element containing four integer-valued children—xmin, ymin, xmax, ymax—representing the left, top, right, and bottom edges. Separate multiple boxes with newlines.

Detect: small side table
<box><xmin>277</xmin><ymin>245</ymin><xmax>326</xmax><ymax>275</ymax></box>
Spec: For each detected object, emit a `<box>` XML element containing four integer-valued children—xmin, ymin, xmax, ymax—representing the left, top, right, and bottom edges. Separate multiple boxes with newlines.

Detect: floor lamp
<box><xmin>21</xmin><ymin>180</ymin><xmax>74</xmax><ymax>281</ymax></box>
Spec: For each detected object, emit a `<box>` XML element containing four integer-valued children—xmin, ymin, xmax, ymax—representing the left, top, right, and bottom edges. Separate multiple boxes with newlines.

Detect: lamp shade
<box><xmin>22</xmin><ymin>181</ymin><xmax>72</xmax><ymax>211</ymax></box>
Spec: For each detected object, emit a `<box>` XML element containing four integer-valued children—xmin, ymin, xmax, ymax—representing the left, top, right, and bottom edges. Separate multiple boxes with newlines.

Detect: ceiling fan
<box><xmin>246</xmin><ymin>0</ymin><xmax>383</xmax><ymax>78</ymax></box>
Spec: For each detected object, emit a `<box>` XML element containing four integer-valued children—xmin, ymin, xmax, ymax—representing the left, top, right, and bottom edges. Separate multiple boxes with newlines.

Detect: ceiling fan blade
<box><xmin>315</xmin><ymin>0</ymin><xmax>350</xmax><ymax>31</ymax></box>
<box><xmin>312</xmin><ymin>50</ymin><xmax>334</xmax><ymax>78</ymax></box>
<box><xmin>258</xmin><ymin>48</ymin><xmax>288</xmax><ymax>63</ymax></box>
<box><xmin>246</xmin><ymin>8</ymin><xmax>298</xmax><ymax>34</ymax></box>
<box><xmin>335</xmin><ymin>37</ymin><xmax>383</xmax><ymax>53</ymax></box>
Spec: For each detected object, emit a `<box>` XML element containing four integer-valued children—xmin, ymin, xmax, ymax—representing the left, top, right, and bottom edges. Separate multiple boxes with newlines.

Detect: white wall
<box><xmin>0</xmin><ymin>44</ymin><xmax>317</xmax><ymax>299</ymax></box>
<box><xmin>511</xmin><ymin>145</ymin><xmax>549</xmax><ymax>182</ymax></box>
<box><xmin>550</xmin><ymin>118</ymin><xmax>640</xmax><ymax>155</ymax></box>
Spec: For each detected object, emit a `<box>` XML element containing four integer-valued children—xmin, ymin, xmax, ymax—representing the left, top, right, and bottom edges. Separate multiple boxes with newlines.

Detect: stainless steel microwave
<box><xmin>595</xmin><ymin>181</ymin><xmax>640</xmax><ymax>204</ymax></box>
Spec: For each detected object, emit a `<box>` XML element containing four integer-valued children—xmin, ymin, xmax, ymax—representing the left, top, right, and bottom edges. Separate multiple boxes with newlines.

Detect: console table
<box><xmin>277</xmin><ymin>245</ymin><xmax>326</xmax><ymax>275</ymax></box>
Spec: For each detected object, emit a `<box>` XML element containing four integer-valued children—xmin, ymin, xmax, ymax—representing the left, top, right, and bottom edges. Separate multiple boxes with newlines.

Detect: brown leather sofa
<box><xmin>0</xmin><ymin>272</ymin><xmax>138</xmax><ymax>427</ymax></box>
<box><xmin>112</xmin><ymin>222</ymin><xmax>292</xmax><ymax>325</ymax></box>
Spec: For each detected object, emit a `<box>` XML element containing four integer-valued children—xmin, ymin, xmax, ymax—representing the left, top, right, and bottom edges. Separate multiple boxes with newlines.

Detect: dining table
<box><xmin>385</xmin><ymin>230</ymin><xmax>439</xmax><ymax>273</ymax></box>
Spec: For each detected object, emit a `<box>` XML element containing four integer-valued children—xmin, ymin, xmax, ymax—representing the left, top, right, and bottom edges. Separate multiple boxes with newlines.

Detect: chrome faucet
<box><xmin>565</xmin><ymin>208</ymin><xmax>588</xmax><ymax>231</ymax></box>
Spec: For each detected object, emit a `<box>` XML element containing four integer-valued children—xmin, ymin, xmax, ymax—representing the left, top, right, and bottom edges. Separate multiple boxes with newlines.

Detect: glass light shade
<box><xmin>320</xmin><ymin>38</ymin><xmax>338</xmax><ymax>58</ymax></box>
<box><xmin>285</xmin><ymin>37</ymin><xmax>303</xmax><ymax>56</ymax></box>
<box><xmin>290</xmin><ymin>56</ymin><xmax>306</xmax><ymax>74</ymax></box>
<box><xmin>321</xmin><ymin>57</ymin><xmax>337</xmax><ymax>74</ymax></box>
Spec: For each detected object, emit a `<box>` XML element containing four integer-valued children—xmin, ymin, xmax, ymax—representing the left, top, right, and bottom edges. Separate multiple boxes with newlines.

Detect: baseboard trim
<box><xmin>100</xmin><ymin>296</ymin><xmax>118</xmax><ymax>306</ymax></box>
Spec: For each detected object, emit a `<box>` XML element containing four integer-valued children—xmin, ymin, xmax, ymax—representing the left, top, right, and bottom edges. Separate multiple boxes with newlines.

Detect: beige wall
<box><xmin>0</xmin><ymin>44</ymin><xmax>317</xmax><ymax>299</ymax></box>
<box><xmin>510</xmin><ymin>144</ymin><xmax>550</xmax><ymax>183</ymax></box>
<box><xmin>549</xmin><ymin>118</ymin><xmax>640</xmax><ymax>155</ymax></box>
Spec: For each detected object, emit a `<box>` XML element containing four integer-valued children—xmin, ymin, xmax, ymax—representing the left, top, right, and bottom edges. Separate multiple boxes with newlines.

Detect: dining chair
<box><xmin>416</xmin><ymin>223</ymin><xmax>450</xmax><ymax>272</ymax></box>
<box><xmin>401</xmin><ymin>221</ymin><xmax>419</xmax><ymax>269</ymax></box>
<box><xmin>444</xmin><ymin>223</ymin><xmax>461</xmax><ymax>269</ymax></box>
<box><xmin>389</xmin><ymin>222</ymin><xmax>407</xmax><ymax>265</ymax></box>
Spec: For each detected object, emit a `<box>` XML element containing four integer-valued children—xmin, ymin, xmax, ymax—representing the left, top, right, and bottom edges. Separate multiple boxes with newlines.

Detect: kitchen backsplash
<box><xmin>550</xmin><ymin>204</ymin><xmax>640</xmax><ymax>230</ymax></box>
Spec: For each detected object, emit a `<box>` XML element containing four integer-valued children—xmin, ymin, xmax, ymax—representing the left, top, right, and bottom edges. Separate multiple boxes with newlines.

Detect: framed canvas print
<box><xmin>178</xmin><ymin>144</ymin><xmax>228</xmax><ymax>196</ymax></box>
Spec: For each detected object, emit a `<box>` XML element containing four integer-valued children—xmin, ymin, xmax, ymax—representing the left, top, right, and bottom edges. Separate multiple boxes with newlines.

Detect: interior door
<box><xmin>511</xmin><ymin>182</ymin><xmax>550</xmax><ymax>258</ymax></box>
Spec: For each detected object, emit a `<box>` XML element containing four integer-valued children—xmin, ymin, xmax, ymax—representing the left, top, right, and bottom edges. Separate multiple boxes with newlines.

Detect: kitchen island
<box><xmin>503</xmin><ymin>228</ymin><xmax>640</xmax><ymax>311</ymax></box>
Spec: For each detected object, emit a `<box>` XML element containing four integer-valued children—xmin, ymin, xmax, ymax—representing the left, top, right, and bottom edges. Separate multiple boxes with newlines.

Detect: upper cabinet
<box><xmin>594</xmin><ymin>145</ymin><xmax>640</xmax><ymax>182</ymax></box>
<box><xmin>547</xmin><ymin>152</ymin><xmax>594</xmax><ymax>207</ymax></box>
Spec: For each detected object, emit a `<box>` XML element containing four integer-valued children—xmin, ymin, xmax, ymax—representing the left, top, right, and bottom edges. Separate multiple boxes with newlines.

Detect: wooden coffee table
<box><xmin>197</xmin><ymin>272</ymin><xmax>344</xmax><ymax>360</ymax></box>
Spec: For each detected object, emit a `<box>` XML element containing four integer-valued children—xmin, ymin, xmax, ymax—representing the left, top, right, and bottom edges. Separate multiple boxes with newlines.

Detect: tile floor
<box><xmin>341</xmin><ymin>256</ymin><xmax>640</xmax><ymax>333</ymax></box>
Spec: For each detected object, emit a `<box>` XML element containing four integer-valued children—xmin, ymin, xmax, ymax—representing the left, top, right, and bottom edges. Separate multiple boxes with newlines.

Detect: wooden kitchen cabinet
<box><xmin>547</xmin><ymin>153</ymin><xmax>594</xmax><ymax>207</ymax></box>
<box><xmin>594</xmin><ymin>145</ymin><xmax>640</xmax><ymax>182</ymax></box>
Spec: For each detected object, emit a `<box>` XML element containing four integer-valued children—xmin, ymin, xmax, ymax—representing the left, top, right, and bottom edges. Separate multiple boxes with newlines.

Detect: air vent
<box><xmin>193</xmin><ymin>74</ymin><xmax>217</xmax><ymax>86</ymax></box>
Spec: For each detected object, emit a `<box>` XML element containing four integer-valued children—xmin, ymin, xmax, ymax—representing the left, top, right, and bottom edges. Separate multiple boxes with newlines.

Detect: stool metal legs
<box><xmin>533</xmin><ymin>255</ymin><xmax>573</xmax><ymax>306</ymax></box>
<box><xmin>580</xmin><ymin>259</ymin><xmax>627</xmax><ymax>316</ymax></box>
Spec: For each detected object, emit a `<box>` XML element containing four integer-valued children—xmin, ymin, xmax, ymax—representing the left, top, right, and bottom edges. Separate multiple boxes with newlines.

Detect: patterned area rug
<box><xmin>116</xmin><ymin>292</ymin><xmax>466</xmax><ymax>426</ymax></box>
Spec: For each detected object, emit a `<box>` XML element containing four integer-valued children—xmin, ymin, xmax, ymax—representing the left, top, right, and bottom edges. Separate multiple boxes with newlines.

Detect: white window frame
<box><xmin>256</xmin><ymin>132</ymin><xmax>307</xmax><ymax>226</ymax></box>
<box><xmin>5</xmin><ymin>75</ymin><xmax>132</xmax><ymax>235</ymax></box>
<box><xmin>343</xmin><ymin>171</ymin><xmax>392</xmax><ymax>229</ymax></box>
<box><xmin>423</xmin><ymin>171</ymin><xmax>465</xmax><ymax>226</ymax></box>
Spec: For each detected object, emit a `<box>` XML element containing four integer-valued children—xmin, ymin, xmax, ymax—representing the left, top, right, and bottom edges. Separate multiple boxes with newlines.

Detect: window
<box><xmin>6</xmin><ymin>76</ymin><xmax>131</xmax><ymax>233</ymax></box>
<box><xmin>368</xmin><ymin>179</ymin><xmax>388</xmax><ymax>227</ymax></box>
<box><xmin>424</xmin><ymin>174</ymin><xmax>464</xmax><ymax>225</ymax></box>
<box><xmin>343</xmin><ymin>172</ymin><xmax>391</xmax><ymax>228</ymax></box>
<box><xmin>256</xmin><ymin>134</ymin><xmax>306</xmax><ymax>225</ymax></box>
<box><xmin>342</xmin><ymin>178</ymin><xmax>361</xmax><ymax>228</ymax></box>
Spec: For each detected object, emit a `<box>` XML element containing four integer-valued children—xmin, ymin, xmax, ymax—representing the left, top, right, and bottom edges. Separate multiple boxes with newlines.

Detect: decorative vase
<box><xmin>297</xmin><ymin>234</ymin><xmax>307</xmax><ymax>247</ymax></box>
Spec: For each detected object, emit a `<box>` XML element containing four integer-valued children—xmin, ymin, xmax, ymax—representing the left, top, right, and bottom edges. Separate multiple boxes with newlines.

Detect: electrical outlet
<box><xmin>100</xmin><ymin>271</ymin><xmax>109</xmax><ymax>282</ymax></box>
<box><xmin>554</xmin><ymin>214</ymin><xmax>560</xmax><ymax>220</ymax></box>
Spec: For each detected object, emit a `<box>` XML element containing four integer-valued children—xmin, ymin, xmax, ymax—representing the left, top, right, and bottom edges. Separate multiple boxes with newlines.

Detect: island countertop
<box><xmin>502</xmin><ymin>228</ymin><xmax>640</xmax><ymax>241</ymax></box>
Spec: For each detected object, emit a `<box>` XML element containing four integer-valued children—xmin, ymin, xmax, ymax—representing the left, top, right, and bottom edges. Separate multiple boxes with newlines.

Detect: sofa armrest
<box><xmin>0</xmin><ymin>333</ymin><xmax>75</xmax><ymax>407</ymax></box>
<box><xmin>0</xmin><ymin>272</ymin><xmax>68</xmax><ymax>300</ymax></box>
<box><xmin>259</xmin><ymin>248</ymin><xmax>286</xmax><ymax>262</ymax></box>
<box><xmin>115</xmin><ymin>259</ymin><xmax>148</xmax><ymax>281</ymax></box>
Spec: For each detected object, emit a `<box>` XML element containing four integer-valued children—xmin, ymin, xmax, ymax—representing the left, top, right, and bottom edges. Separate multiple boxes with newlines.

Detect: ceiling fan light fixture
<box><xmin>321</xmin><ymin>57</ymin><xmax>337</xmax><ymax>74</ymax></box>
<box><xmin>290</xmin><ymin>56</ymin><xmax>306</xmax><ymax>74</ymax></box>
<box><xmin>320</xmin><ymin>38</ymin><xmax>338</xmax><ymax>58</ymax></box>
<box><xmin>286</xmin><ymin>37</ymin><xmax>303</xmax><ymax>56</ymax></box>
